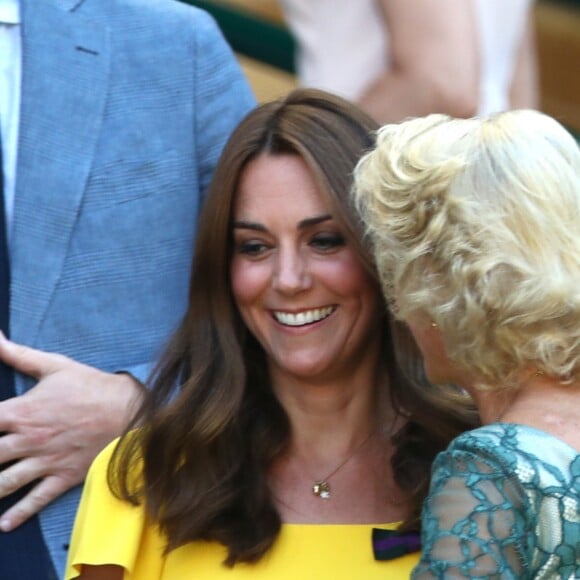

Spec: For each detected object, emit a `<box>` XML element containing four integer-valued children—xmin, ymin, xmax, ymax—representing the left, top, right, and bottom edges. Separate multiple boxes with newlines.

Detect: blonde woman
<box><xmin>354</xmin><ymin>110</ymin><xmax>580</xmax><ymax>578</ymax></box>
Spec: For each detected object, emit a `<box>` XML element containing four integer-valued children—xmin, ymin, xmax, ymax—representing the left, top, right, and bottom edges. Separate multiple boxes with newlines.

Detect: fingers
<box><xmin>0</xmin><ymin>432</ymin><xmax>23</xmax><ymax>466</ymax></box>
<box><xmin>0</xmin><ymin>456</ymin><xmax>43</xmax><ymax>503</ymax></box>
<box><xmin>0</xmin><ymin>474</ymin><xmax>68</xmax><ymax>531</ymax></box>
<box><xmin>0</xmin><ymin>333</ymin><xmax>66</xmax><ymax>379</ymax></box>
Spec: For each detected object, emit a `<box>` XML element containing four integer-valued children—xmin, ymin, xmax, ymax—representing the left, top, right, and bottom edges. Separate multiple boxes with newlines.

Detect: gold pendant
<box><xmin>312</xmin><ymin>480</ymin><xmax>331</xmax><ymax>499</ymax></box>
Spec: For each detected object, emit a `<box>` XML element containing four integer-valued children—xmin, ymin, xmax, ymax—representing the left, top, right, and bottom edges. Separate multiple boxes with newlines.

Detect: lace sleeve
<box><xmin>412</xmin><ymin>444</ymin><xmax>531</xmax><ymax>579</ymax></box>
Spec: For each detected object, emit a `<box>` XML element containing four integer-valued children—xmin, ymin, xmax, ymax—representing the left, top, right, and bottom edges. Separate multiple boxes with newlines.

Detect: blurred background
<box><xmin>184</xmin><ymin>0</ymin><xmax>579</xmax><ymax>137</ymax></box>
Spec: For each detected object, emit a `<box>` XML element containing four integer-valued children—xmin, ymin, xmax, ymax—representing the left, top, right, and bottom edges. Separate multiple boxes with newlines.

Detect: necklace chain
<box><xmin>312</xmin><ymin>432</ymin><xmax>374</xmax><ymax>500</ymax></box>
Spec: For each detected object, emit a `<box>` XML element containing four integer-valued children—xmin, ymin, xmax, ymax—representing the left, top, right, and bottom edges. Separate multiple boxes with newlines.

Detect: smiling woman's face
<box><xmin>230</xmin><ymin>153</ymin><xmax>382</xmax><ymax>385</ymax></box>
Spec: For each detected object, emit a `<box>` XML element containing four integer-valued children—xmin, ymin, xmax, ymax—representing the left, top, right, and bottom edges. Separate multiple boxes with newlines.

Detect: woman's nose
<box><xmin>272</xmin><ymin>248</ymin><xmax>311</xmax><ymax>294</ymax></box>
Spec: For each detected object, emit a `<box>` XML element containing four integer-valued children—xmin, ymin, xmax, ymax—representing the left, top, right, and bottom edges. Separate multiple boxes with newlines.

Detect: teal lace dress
<box><xmin>412</xmin><ymin>423</ymin><xmax>580</xmax><ymax>579</ymax></box>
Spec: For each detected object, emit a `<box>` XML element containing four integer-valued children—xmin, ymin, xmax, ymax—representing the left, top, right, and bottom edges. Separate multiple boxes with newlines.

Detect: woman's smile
<box><xmin>272</xmin><ymin>306</ymin><xmax>337</xmax><ymax>327</ymax></box>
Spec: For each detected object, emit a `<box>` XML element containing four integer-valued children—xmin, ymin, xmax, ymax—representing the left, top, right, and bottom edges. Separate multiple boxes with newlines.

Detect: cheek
<box><xmin>322</xmin><ymin>256</ymin><xmax>382</xmax><ymax>328</ymax></box>
<box><xmin>230</xmin><ymin>258</ymin><xmax>268</xmax><ymax>308</ymax></box>
<box><xmin>322</xmin><ymin>253</ymin><xmax>374</xmax><ymax>296</ymax></box>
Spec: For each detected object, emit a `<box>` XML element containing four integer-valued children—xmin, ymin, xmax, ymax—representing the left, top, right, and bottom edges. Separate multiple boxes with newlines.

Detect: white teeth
<box><xmin>274</xmin><ymin>306</ymin><xmax>335</xmax><ymax>327</ymax></box>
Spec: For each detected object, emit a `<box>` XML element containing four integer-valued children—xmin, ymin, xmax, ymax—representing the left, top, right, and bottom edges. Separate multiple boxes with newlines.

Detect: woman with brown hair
<box><xmin>65</xmin><ymin>89</ymin><xmax>474</xmax><ymax>580</ymax></box>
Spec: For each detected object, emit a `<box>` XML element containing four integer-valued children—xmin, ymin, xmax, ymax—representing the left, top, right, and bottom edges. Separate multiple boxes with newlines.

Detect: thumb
<box><xmin>0</xmin><ymin>332</ymin><xmax>63</xmax><ymax>379</ymax></box>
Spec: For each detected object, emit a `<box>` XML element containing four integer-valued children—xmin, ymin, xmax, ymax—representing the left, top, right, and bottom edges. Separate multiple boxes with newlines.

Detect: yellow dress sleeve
<box><xmin>65</xmin><ymin>439</ymin><xmax>166</xmax><ymax>580</ymax></box>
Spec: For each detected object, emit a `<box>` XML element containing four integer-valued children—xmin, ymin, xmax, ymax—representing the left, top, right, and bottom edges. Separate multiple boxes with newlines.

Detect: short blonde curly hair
<box><xmin>354</xmin><ymin>110</ymin><xmax>580</xmax><ymax>388</ymax></box>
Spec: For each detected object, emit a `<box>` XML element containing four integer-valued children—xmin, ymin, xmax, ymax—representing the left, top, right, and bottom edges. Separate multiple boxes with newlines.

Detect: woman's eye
<box><xmin>237</xmin><ymin>240</ymin><xmax>269</xmax><ymax>256</ymax></box>
<box><xmin>310</xmin><ymin>233</ymin><xmax>346</xmax><ymax>251</ymax></box>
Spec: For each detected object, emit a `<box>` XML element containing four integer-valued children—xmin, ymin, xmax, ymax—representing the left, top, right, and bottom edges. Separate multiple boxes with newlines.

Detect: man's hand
<box><xmin>0</xmin><ymin>334</ymin><xmax>144</xmax><ymax>531</ymax></box>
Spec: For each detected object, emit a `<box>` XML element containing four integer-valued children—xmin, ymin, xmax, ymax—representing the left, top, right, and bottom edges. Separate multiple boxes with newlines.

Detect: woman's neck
<box><xmin>470</xmin><ymin>373</ymin><xmax>580</xmax><ymax>450</ymax></box>
<box><xmin>270</xmin><ymin>361</ymin><xmax>393</xmax><ymax>452</ymax></box>
<box><xmin>281</xmin><ymin>382</ymin><xmax>393</xmax><ymax>459</ymax></box>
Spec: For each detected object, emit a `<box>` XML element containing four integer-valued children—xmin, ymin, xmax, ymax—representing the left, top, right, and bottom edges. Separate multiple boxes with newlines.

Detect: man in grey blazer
<box><xmin>0</xmin><ymin>0</ymin><xmax>255</xmax><ymax>576</ymax></box>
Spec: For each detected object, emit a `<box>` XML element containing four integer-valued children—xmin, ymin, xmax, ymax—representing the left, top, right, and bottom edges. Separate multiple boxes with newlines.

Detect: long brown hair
<box><xmin>110</xmin><ymin>89</ymin><xmax>477</xmax><ymax>565</ymax></box>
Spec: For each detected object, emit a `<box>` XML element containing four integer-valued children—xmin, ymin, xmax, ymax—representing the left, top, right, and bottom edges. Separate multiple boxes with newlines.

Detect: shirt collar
<box><xmin>0</xmin><ymin>0</ymin><xmax>20</xmax><ymax>25</ymax></box>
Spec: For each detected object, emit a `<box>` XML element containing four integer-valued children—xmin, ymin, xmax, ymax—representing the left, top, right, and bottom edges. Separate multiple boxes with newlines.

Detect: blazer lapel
<box><xmin>11</xmin><ymin>0</ymin><xmax>110</xmax><ymax>346</ymax></box>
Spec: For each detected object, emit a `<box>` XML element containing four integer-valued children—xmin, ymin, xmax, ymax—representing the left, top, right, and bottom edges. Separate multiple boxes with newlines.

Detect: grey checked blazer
<box><xmin>11</xmin><ymin>0</ymin><xmax>255</xmax><ymax>573</ymax></box>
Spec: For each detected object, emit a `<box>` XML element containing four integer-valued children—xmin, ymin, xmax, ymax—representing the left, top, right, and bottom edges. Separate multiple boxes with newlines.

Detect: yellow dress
<box><xmin>66</xmin><ymin>442</ymin><xmax>418</xmax><ymax>579</ymax></box>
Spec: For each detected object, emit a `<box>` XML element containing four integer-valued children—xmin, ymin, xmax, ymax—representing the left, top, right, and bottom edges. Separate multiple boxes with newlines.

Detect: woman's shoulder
<box><xmin>94</xmin><ymin>437</ymin><xmax>121</xmax><ymax>465</ymax></box>
<box><xmin>66</xmin><ymin>436</ymin><xmax>153</xmax><ymax>579</ymax></box>
<box><xmin>438</xmin><ymin>423</ymin><xmax>580</xmax><ymax>495</ymax></box>
<box><xmin>87</xmin><ymin>432</ymin><xmax>144</xmax><ymax>492</ymax></box>
<box><xmin>449</xmin><ymin>423</ymin><xmax>578</xmax><ymax>460</ymax></box>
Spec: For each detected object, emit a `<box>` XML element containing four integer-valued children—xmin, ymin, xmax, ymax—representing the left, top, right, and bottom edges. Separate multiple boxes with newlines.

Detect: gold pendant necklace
<box><xmin>311</xmin><ymin>432</ymin><xmax>374</xmax><ymax>500</ymax></box>
<box><xmin>312</xmin><ymin>480</ymin><xmax>332</xmax><ymax>499</ymax></box>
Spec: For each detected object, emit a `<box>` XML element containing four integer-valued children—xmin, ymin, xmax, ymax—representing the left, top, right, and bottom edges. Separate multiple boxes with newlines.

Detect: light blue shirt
<box><xmin>0</xmin><ymin>0</ymin><xmax>20</xmax><ymax>240</ymax></box>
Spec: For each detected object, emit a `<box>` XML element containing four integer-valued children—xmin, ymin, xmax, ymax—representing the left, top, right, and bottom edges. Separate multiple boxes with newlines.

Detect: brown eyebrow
<box><xmin>298</xmin><ymin>214</ymin><xmax>332</xmax><ymax>228</ymax></box>
<box><xmin>232</xmin><ymin>214</ymin><xmax>333</xmax><ymax>232</ymax></box>
<box><xmin>232</xmin><ymin>221</ymin><xmax>268</xmax><ymax>232</ymax></box>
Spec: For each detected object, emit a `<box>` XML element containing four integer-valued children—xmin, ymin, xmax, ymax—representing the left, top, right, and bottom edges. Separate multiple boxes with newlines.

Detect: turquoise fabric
<box><xmin>412</xmin><ymin>423</ymin><xmax>580</xmax><ymax>579</ymax></box>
